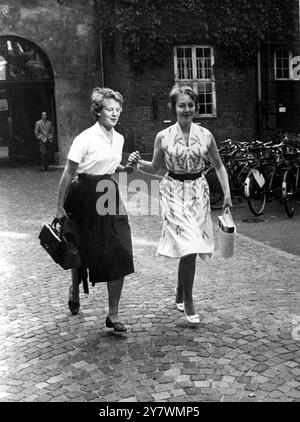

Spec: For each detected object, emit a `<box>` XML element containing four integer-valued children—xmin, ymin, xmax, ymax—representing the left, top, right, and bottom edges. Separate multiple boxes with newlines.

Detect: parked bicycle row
<box><xmin>206</xmin><ymin>133</ymin><xmax>300</xmax><ymax>218</ymax></box>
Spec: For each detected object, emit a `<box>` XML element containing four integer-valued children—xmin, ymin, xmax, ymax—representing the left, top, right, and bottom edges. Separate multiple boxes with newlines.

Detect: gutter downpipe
<box><xmin>257</xmin><ymin>47</ymin><xmax>263</xmax><ymax>140</ymax></box>
<box><xmin>99</xmin><ymin>32</ymin><xmax>105</xmax><ymax>87</ymax></box>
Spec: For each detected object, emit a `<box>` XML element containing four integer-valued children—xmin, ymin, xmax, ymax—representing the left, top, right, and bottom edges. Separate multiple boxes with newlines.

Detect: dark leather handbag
<box><xmin>38</xmin><ymin>218</ymin><xmax>81</xmax><ymax>270</ymax></box>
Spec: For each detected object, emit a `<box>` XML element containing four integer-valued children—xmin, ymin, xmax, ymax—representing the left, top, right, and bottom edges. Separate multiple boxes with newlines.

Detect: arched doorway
<box><xmin>0</xmin><ymin>36</ymin><xmax>56</xmax><ymax>164</ymax></box>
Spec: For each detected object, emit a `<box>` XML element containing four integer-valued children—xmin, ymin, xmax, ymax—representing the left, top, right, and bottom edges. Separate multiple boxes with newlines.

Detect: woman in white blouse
<box><xmin>55</xmin><ymin>87</ymin><xmax>136</xmax><ymax>333</ymax></box>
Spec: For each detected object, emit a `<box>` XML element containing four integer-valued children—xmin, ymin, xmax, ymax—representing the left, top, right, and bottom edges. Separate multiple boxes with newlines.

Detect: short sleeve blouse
<box><xmin>67</xmin><ymin>122</ymin><xmax>124</xmax><ymax>175</ymax></box>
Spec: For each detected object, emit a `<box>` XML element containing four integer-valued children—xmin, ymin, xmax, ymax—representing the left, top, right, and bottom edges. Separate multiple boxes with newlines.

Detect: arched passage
<box><xmin>0</xmin><ymin>36</ymin><xmax>57</xmax><ymax>164</ymax></box>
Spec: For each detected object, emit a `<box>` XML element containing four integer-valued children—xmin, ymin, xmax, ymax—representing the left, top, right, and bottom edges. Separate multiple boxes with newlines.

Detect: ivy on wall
<box><xmin>94</xmin><ymin>0</ymin><xmax>297</xmax><ymax>71</ymax></box>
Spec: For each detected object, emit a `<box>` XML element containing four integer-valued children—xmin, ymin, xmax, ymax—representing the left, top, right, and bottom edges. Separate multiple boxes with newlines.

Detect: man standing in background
<box><xmin>34</xmin><ymin>111</ymin><xmax>54</xmax><ymax>171</ymax></box>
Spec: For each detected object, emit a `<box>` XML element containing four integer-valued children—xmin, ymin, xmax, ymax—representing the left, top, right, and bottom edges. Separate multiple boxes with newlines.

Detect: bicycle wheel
<box><xmin>205</xmin><ymin>167</ymin><xmax>224</xmax><ymax>209</ymax></box>
<box><xmin>283</xmin><ymin>170</ymin><xmax>296</xmax><ymax>217</ymax></box>
<box><xmin>245</xmin><ymin>170</ymin><xmax>266</xmax><ymax>216</ymax></box>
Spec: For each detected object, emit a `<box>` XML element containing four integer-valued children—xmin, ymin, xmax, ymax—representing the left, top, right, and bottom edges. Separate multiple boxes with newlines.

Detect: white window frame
<box><xmin>174</xmin><ymin>45</ymin><xmax>216</xmax><ymax>117</ymax></box>
<box><xmin>274</xmin><ymin>49</ymin><xmax>293</xmax><ymax>80</ymax></box>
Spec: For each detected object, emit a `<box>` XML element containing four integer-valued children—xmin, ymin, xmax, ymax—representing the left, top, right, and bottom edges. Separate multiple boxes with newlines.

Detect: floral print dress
<box><xmin>157</xmin><ymin>122</ymin><xmax>214</xmax><ymax>259</ymax></box>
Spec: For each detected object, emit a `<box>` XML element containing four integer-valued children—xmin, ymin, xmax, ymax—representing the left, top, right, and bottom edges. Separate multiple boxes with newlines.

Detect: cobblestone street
<box><xmin>0</xmin><ymin>165</ymin><xmax>299</xmax><ymax>402</ymax></box>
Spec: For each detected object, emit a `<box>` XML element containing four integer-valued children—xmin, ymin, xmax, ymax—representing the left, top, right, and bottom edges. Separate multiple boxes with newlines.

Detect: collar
<box><xmin>93</xmin><ymin>122</ymin><xmax>115</xmax><ymax>143</ymax></box>
<box><xmin>176</xmin><ymin>122</ymin><xmax>195</xmax><ymax>139</ymax></box>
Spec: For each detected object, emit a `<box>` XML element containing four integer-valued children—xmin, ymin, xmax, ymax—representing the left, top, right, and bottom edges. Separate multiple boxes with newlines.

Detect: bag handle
<box><xmin>52</xmin><ymin>217</ymin><xmax>66</xmax><ymax>229</ymax></box>
<box><xmin>222</xmin><ymin>207</ymin><xmax>234</xmax><ymax>225</ymax></box>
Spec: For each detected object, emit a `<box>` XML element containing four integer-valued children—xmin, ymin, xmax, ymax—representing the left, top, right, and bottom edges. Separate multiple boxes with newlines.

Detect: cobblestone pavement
<box><xmin>0</xmin><ymin>166</ymin><xmax>299</xmax><ymax>402</ymax></box>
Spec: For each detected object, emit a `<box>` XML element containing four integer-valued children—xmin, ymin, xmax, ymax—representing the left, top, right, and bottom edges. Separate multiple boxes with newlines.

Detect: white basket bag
<box><xmin>217</xmin><ymin>207</ymin><xmax>236</xmax><ymax>258</ymax></box>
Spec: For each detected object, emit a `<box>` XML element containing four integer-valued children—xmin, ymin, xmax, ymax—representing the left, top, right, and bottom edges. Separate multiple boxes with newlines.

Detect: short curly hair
<box><xmin>90</xmin><ymin>87</ymin><xmax>124</xmax><ymax>118</ymax></box>
<box><xmin>169</xmin><ymin>85</ymin><xmax>198</xmax><ymax>114</ymax></box>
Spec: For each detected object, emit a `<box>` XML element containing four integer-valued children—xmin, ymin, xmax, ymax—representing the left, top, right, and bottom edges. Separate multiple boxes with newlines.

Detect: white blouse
<box><xmin>67</xmin><ymin>122</ymin><xmax>124</xmax><ymax>175</ymax></box>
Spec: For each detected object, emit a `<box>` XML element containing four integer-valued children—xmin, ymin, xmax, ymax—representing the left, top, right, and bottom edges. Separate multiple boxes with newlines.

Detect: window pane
<box><xmin>185</xmin><ymin>48</ymin><xmax>192</xmax><ymax>58</ymax></box>
<box><xmin>203</xmin><ymin>48</ymin><xmax>211</xmax><ymax>58</ymax></box>
<box><xmin>275</xmin><ymin>49</ymin><xmax>289</xmax><ymax>79</ymax></box>
<box><xmin>177</xmin><ymin>47</ymin><xmax>184</xmax><ymax>58</ymax></box>
<box><xmin>196</xmin><ymin>47</ymin><xmax>212</xmax><ymax>79</ymax></box>
<box><xmin>197</xmin><ymin>82</ymin><xmax>213</xmax><ymax>115</ymax></box>
<box><xmin>176</xmin><ymin>47</ymin><xmax>193</xmax><ymax>80</ymax></box>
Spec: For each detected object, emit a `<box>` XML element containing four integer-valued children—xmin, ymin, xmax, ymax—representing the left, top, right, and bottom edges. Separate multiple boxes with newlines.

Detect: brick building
<box><xmin>101</xmin><ymin>3</ymin><xmax>300</xmax><ymax>154</ymax></box>
<box><xmin>103</xmin><ymin>40</ymin><xmax>258</xmax><ymax>153</ymax></box>
<box><xmin>0</xmin><ymin>1</ymin><xmax>299</xmax><ymax>163</ymax></box>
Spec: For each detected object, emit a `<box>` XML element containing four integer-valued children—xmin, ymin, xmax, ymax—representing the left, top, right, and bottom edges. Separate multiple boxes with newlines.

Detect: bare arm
<box><xmin>208</xmin><ymin>135</ymin><xmax>232</xmax><ymax>208</ymax></box>
<box><xmin>56</xmin><ymin>159</ymin><xmax>79</xmax><ymax>219</ymax></box>
<box><xmin>138</xmin><ymin>132</ymin><xmax>165</xmax><ymax>174</ymax></box>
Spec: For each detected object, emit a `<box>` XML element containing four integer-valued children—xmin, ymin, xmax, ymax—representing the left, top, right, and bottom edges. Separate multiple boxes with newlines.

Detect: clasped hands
<box><xmin>124</xmin><ymin>150</ymin><xmax>142</xmax><ymax>173</ymax></box>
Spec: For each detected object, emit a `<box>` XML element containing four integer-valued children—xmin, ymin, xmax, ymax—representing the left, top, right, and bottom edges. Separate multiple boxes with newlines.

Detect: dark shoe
<box><xmin>68</xmin><ymin>300</ymin><xmax>80</xmax><ymax>315</ymax></box>
<box><xmin>105</xmin><ymin>316</ymin><xmax>127</xmax><ymax>333</ymax></box>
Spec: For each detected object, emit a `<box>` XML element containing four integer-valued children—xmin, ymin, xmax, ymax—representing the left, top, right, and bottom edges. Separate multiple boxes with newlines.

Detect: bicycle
<box><xmin>206</xmin><ymin>139</ymin><xmax>258</xmax><ymax>212</ymax></box>
<box><xmin>282</xmin><ymin>146</ymin><xmax>300</xmax><ymax>217</ymax></box>
<box><xmin>243</xmin><ymin>141</ymin><xmax>268</xmax><ymax>216</ymax></box>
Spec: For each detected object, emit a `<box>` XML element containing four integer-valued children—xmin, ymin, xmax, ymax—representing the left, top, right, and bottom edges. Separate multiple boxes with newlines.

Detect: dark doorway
<box><xmin>276</xmin><ymin>81</ymin><xmax>300</xmax><ymax>133</ymax></box>
<box><xmin>0</xmin><ymin>36</ymin><xmax>56</xmax><ymax>165</ymax></box>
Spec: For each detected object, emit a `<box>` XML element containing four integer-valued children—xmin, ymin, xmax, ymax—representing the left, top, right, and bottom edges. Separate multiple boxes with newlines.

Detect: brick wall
<box><xmin>103</xmin><ymin>40</ymin><xmax>258</xmax><ymax>153</ymax></box>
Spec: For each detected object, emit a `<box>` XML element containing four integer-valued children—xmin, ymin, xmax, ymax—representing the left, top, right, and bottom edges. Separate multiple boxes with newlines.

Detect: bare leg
<box><xmin>69</xmin><ymin>269</ymin><xmax>80</xmax><ymax>300</ymax></box>
<box><xmin>68</xmin><ymin>269</ymin><xmax>80</xmax><ymax>314</ymax></box>
<box><xmin>107</xmin><ymin>277</ymin><xmax>124</xmax><ymax>323</ymax></box>
<box><xmin>178</xmin><ymin>254</ymin><xmax>197</xmax><ymax>316</ymax></box>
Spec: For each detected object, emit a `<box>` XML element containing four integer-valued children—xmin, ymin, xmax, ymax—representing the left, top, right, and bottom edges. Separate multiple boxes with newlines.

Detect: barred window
<box><xmin>174</xmin><ymin>46</ymin><xmax>216</xmax><ymax>117</ymax></box>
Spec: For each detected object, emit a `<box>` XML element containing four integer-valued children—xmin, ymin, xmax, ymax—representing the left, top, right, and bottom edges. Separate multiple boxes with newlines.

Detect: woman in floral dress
<box><xmin>131</xmin><ymin>85</ymin><xmax>232</xmax><ymax>324</ymax></box>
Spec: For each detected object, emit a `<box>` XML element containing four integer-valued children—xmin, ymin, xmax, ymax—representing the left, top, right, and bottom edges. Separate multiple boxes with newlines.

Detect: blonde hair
<box><xmin>90</xmin><ymin>87</ymin><xmax>124</xmax><ymax>118</ymax></box>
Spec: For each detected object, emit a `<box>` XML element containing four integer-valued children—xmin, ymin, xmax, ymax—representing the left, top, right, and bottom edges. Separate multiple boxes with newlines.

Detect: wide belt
<box><xmin>78</xmin><ymin>173</ymin><xmax>112</xmax><ymax>185</ymax></box>
<box><xmin>168</xmin><ymin>171</ymin><xmax>203</xmax><ymax>181</ymax></box>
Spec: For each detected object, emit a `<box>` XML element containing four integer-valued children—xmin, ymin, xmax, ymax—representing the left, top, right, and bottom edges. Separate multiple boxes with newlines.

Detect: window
<box><xmin>174</xmin><ymin>46</ymin><xmax>216</xmax><ymax>117</ymax></box>
<box><xmin>275</xmin><ymin>49</ymin><xmax>300</xmax><ymax>81</ymax></box>
<box><xmin>275</xmin><ymin>49</ymin><xmax>291</xmax><ymax>80</ymax></box>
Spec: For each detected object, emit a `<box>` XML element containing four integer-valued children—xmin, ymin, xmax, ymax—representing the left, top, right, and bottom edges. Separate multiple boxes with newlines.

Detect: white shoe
<box><xmin>183</xmin><ymin>304</ymin><xmax>200</xmax><ymax>324</ymax></box>
<box><xmin>184</xmin><ymin>312</ymin><xmax>200</xmax><ymax>324</ymax></box>
<box><xmin>176</xmin><ymin>302</ymin><xmax>184</xmax><ymax>312</ymax></box>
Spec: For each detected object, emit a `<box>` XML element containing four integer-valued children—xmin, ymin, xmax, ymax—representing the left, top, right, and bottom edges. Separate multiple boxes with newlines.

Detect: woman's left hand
<box><xmin>127</xmin><ymin>151</ymin><xmax>142</xmax><ymax>165</ymax></box>
<box><xmin>222</xmin><ymin>194</ymin><xmax>233</xmax><ymax>209</ymax></box>
<box><xmin>124</xmin><ymin>151</ymin><xmax>142</xmax><ymax>173</ymax></box>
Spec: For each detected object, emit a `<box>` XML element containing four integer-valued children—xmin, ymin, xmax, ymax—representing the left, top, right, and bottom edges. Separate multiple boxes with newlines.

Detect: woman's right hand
<box><xmin>222</xmin><ymin>194</ymin><xmax>233</xmax><ymax>209</ymax></box>
<box><xmin>55</xmin><ymin>206</ymin><xmax>68</xmax><ymax>221</ymax></box>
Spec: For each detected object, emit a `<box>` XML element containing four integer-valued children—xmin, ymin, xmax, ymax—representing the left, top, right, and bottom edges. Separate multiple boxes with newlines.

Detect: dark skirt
<box><xmin>64</xmin><ymin>173</ymin><xmax>134</xmax><ymax>289</ymax></box>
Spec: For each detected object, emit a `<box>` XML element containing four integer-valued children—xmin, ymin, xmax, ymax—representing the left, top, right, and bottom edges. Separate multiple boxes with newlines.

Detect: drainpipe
<box><xmin>299</xmin><ymin>0</ymin><xmax>300</xmax><ymax>40</ymax></box>
<box><xmin>99</xmin><ymin>32</ymin><xmax>105</xmax><ymax>87</ymax></box>
<box><xmin>257</xmin><ymin>48</ymin><xmax>263</xmax><ymax>140</ymax></box>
